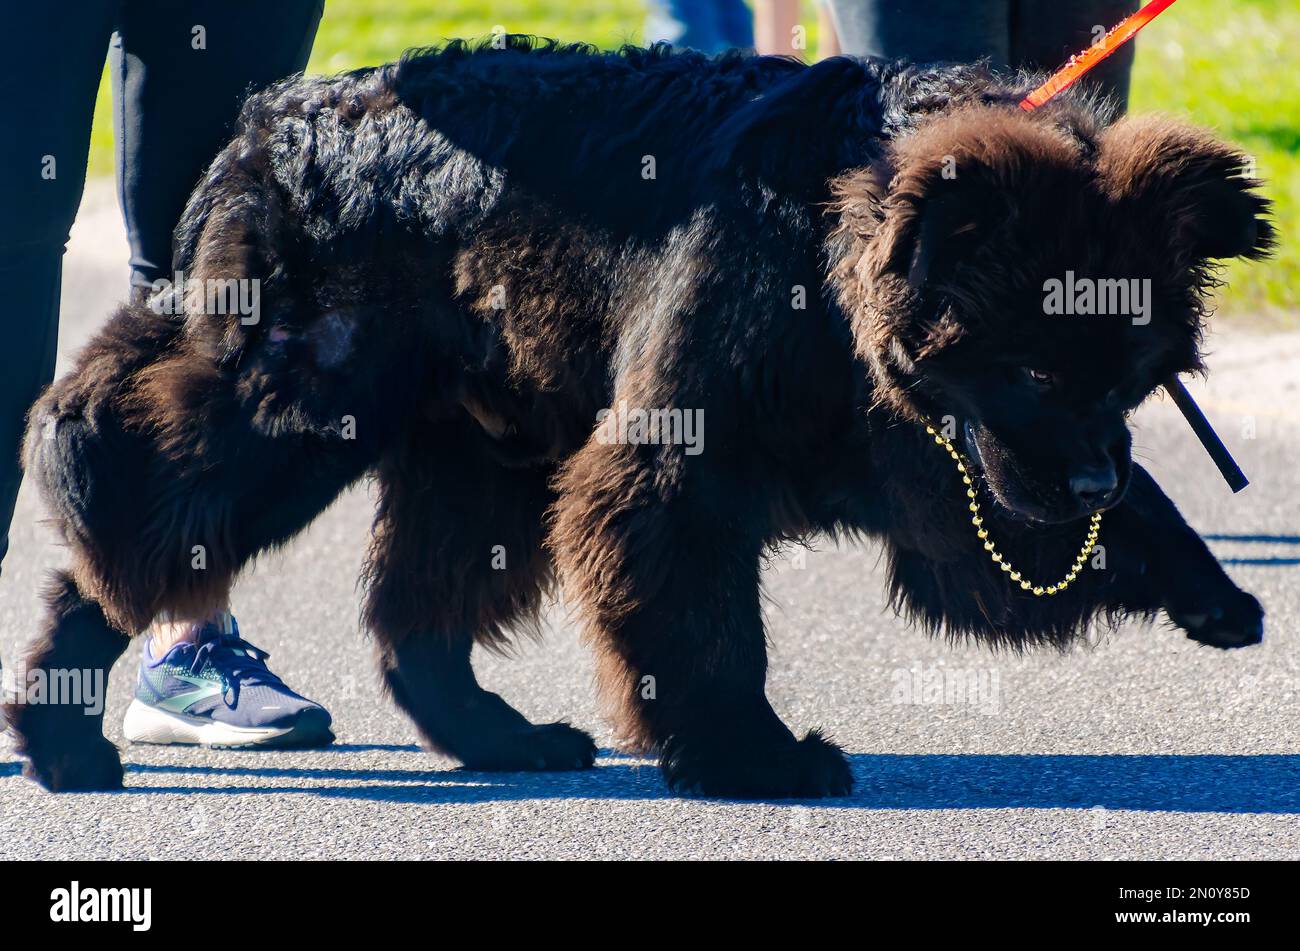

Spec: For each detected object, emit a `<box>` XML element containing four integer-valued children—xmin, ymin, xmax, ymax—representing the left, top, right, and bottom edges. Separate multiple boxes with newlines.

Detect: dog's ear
<box><xmin>1097</xmin><ymin>116</ymin><xmax>1274</xmax><ymax>263</ymax></box>
<box><xmin>899</xmin><ymin>187</ymin><xmax>1003</xmax><ymax>290</ymax></box>
<box><xmin>850</xmin><ymin>106</ymin><xmax>1084</xmax><ymax>292</ymax></box>
<box><xmin>830</xmin><ymin>157</ymin><xmax>1011</xmax><ymax>372</ymax></box>
<box><xmin>859</xmin><ymin>163</ymin><xmax>1013</xmax><ymax>292</ymax></box>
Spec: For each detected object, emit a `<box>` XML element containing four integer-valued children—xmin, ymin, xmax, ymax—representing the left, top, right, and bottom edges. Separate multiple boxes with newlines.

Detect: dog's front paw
<box><xmin>662</xmin><ymin>728</ymin><xmax>853</xmax><ymax>799</ymax></box>
<box><xmin>1167</xmin><ymin>584</ymin><xmax>1264</xmax><ymax>649</ymax></box>
<box><xmin>20</xmin><ymin>735</ymin><xmax>125</xmax><ymax>792</ymax></box>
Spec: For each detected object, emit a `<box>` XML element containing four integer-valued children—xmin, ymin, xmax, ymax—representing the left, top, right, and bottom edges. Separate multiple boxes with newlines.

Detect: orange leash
<box><xmin>1019</xmin><ymin>0</ymin><xmax>1180</xmax><ymax>110</ymax></box>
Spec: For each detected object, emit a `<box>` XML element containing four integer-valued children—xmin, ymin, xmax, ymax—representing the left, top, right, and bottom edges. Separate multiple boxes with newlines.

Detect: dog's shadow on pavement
<box><xmin>844</xmin><ymin>754</ymin><xmax>1300</xmax><ymax>813</ymax></box>
<box><xmin>118</xmin><ymin>750</ymin><xmax>1300</xmax><ymax>813</ymax></box>
<box><xmin>1206</xmin><ymin>533</ymin><xmax>1300</xmax><ymax>566</ymax></box>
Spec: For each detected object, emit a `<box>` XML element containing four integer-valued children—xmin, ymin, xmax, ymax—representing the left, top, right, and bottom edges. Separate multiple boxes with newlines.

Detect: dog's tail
<box><xmin>165</xmin><ymin>127</ymin><xmax>295</xmax><ymax>375</ymax></box>
<box><xmin>170</xmin><ymin>140</ymin><xmax>268</xmax><ymax>279</ymax></box>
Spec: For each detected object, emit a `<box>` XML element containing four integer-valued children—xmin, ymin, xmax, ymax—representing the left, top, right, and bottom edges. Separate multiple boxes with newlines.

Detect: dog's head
<box><xmin>831</xmin><ymin>103</ymin><xmax>1273</xmax><ymax>523</ymax></box>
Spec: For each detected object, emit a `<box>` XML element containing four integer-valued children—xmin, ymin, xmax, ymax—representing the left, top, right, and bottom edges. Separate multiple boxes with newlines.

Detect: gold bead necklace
<box><xmin>922</xmin><ymin>418</ymin><xmax>1101</xmax><ymax>596</ymax></box>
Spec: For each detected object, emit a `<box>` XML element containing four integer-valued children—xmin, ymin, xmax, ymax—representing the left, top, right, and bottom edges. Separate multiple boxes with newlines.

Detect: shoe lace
<box><xmin>188</xmin><ymin>621</ymin><xmax>285</xmax><ymax>707</ymax></box>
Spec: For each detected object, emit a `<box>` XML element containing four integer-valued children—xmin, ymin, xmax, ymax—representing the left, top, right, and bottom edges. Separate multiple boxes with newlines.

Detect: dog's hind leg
<box><xmin>8</xmin><ymin>427</ymin><xmax>372</xmax><ymax>790</ymax></box>
<box><xmin>364</xmin><ymin>417</ymin><xmax>596</xmax><ymax>771</ymax></box>
<box><xmin>2</xmin><ymin>572</ymin><xmax>130</xmax><ymax>791</ymax></box>
<box><xmin>5</xmin><ymin>303</ymin><xmax>381</xmax><ymax>789</ymax></box>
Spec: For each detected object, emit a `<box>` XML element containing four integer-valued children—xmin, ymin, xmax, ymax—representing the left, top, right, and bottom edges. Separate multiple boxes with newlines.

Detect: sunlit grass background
<box><xmin>82</xmin><ymin>0</ymin><xmax>1297</xmax><ymax>317</ymax></box>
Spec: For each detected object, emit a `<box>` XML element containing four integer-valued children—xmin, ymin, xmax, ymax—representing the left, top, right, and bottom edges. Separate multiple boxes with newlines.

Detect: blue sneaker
<box><xmin>123</xmin><ymin>617</ymin><xmax>333</xmax><ymax>748</ymax></box>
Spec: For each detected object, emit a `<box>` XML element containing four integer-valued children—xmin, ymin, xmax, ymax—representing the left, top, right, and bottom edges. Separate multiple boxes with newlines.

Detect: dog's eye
<box><xmin>1022</xmin><ymin>367</ymin><xmax>1057</xmax><ymax>389</ymax></box>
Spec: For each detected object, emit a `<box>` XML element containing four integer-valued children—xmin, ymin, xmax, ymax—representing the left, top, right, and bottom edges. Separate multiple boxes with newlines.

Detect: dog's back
<box><xmin>164</xmin><ymin>42</ymin><xmax>1034</xmax><ymax>465</ymax></box>
<box><xmin>176</xmin><ymin>39</ymin><xmax>805</xmax><ymax>256</ymax></box>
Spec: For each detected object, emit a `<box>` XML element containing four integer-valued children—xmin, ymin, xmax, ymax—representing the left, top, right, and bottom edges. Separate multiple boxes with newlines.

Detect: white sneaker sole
<box><xmin>122</xmin><ymin>698</ymin><xmax>296</xmax><ymax>747</ymax></box>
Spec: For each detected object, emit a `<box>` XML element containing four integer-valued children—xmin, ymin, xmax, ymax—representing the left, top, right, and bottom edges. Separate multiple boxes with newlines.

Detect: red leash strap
<box><xmin>1019</xmin><ymin>0</ymin><xmax>1180</xmax><ymax>110</ymax></box>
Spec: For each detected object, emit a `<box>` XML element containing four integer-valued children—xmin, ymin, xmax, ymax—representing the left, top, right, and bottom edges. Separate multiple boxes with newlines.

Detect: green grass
<box><xmin>1129</xmin><ymin>0</ymin><xmax>1300</xmax><ymax>319</ymax></box>
<box><xmin>307</xmin><ymin>0</ymin><xmax>647</xmax><ymax>72</ymax></box>
<box><xmin>84</xmin><ymin>0</ymin><xmax>649</xmax><ymax>179</ymax></box>
<box><xmin>83</xmin><ymin>0</ymin><xmax>1296</xmax><ymax>316</ymax></box>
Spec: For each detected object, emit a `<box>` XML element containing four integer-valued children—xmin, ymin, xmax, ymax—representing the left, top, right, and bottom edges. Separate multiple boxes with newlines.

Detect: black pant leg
<box><xmin>112</xmin><ymin>0</ymin><xmax>324</xmax><ymax>294</ymax></box>
<box><xmin>0</xmin><ymin>3</ymin><xmax>117</xmax><ymax>575</ymax></box>
<box><xmin>825</xmin><ymin>0</ymin><xmax>1012</xmax><ymax>66</ymax></box>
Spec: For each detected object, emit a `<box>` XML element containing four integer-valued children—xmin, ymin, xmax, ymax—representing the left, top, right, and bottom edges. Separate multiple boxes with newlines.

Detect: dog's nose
<box><xmin>1068</xmin><ymin>465</ymin><xmax>1118</xmax><ymax>510</ymax></box>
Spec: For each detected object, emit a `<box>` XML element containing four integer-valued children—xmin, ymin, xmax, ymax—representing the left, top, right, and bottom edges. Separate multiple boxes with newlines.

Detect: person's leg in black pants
<box><xmin>825</xmin><ymin>0</ymin><xmax>1012</xmax><ymax>69</ymax></box>
<box><xmin>0</xmin><ymin>3</ymin><xmax>118</xmax><ymax>576</ymax></box>
<box><xmin>112</xmin><ymin>0</ymin><xmax>323</xmax><ymax>296</ymax></box>
<box><xmin>825</xmin><ymin>0</ymin><xmax>1139</xmax><ymax>112</ymax></box>
<box><xmin>1</xmin><ymin>0</ymin><xmax>322</xmax><ymax>576</ymax></box>
<box><xmin>112</xmin><ymin>0</ymin><xmax>331</xmax><ymax>747</ymax></box>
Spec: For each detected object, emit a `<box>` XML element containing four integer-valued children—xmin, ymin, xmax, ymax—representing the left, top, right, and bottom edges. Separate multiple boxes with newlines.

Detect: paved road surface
<box><xmin>2</xmin><ymin>184</ymin><xmax>1298</xmax><ymax>859</ymax></box>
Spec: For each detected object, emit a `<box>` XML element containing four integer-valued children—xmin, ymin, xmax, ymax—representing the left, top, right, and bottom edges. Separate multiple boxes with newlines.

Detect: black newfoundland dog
<box><xmin>5</xmin><ymin>38</ymin><xmax>1272</xmax><ymax>797</ymax></box>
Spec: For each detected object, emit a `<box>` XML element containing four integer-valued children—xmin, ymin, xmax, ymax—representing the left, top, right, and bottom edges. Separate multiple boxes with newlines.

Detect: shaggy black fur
<box><xmin>3</xmin><ymin>37</ymin><xmax>1271</xmax><ymax>797</ymax></box>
